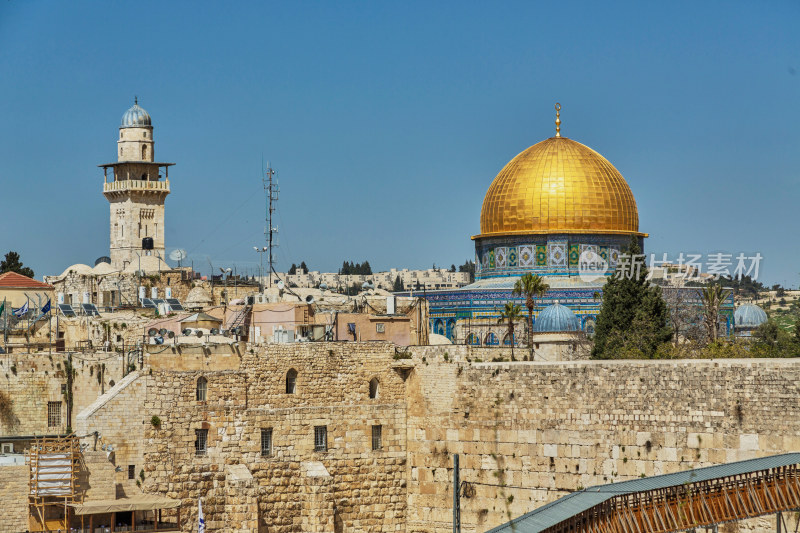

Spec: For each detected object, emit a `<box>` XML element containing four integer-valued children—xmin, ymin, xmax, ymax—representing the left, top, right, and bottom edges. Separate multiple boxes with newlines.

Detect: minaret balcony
<box><xmin>103</xmin><ymin>179</ymin><xmax>170</xmax><ymax>194</ymax></box>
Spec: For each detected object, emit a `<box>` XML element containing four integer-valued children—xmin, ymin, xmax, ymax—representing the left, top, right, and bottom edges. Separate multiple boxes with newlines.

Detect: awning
<box><xmin>68</xmin><ymin>494</ymin><xmax>180</xmax><ymax>515</ymax></box>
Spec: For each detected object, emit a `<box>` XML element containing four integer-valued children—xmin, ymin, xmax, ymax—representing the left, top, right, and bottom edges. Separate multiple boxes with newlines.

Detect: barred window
<box><xmin>196</xmin><ymin>377</ymin><xmax>207</xmax><ymax>402</ymax></box>
<box><xmin>195</xmin><ymin>429</ymin><xmax>208</xmax><ymax>456</ymax></box>
<box><xmin>314</xmin><ymin>426</ymin><xmax>327</xmax><ymax>452</ymax></box>
<box><xmin>128</xmin><ymin>465</ymin><xmax>135</xmax><ymax>480</ymax></box>
<box><xmin>47</xmin><ymin>402</ymin><xmax>61</xmax><ymax>428</ymax></box>
<box><xmin>371</xmin><ymin>424</ymin><xmax>382</xmax><ymax>451</ymax></box>
<box><xmin>261</xmin><ymin>428</ymin><xmax>273</xmax><ymax>456</ymax></box>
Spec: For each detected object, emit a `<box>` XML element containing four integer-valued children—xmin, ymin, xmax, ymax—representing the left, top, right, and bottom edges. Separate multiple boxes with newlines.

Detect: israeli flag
<box><xmin>41</xmin><ymin>299</ymin><xmax>51</xmax><ymax>315</ymax></box>
<box><xmin>12</xmin><ymin>301</ymin><xmax>28</xmax><ymax>318</ymax></box>
<box><xmin>198</xmin><ymin>498</ymin><xmax>205</xmax><ymax>533</ymax></box>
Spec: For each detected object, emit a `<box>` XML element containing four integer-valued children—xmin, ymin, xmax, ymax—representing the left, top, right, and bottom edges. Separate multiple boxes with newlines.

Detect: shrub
<box><xmin>150</xmin><ymin>415</ymin><xmax>161</xmax><ymax>428</ymax></box>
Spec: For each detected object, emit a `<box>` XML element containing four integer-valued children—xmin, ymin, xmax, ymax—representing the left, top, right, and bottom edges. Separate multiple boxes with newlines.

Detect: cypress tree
<box><xmin>591</xmin><ymin>237</ymin><xmax>672</xmax><ymax>359</ymax></box>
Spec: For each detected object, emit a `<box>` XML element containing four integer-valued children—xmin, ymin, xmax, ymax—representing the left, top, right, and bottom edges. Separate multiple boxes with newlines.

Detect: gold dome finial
<box><xmin>554</xmin><ymin>102</ymin><xmax>561</xmax><ymax>137</ymax></box>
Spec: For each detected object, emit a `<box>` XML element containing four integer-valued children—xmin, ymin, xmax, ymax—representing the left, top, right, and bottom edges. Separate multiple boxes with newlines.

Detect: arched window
<box><xmin>369</xmin><ymin>378</ymin><xmax>379</xmax><ymax>399</ymax></box>
<box><xmin>485</xmin><ymin>332</ymin><xmax>499</xmax><ymax>346</ymax></box>
<box><xmin>467</xmin><ymin>333</ymin><xmax>480</xmax><ymax>346</ymax></box>
<box><xmin>286</xmin><ymin>369</ymin><xmax>297</xmax><ymax>394</ymax></box>
<box><xmin>142</xmin><ymin>145</ymin><xmax>148</xmax><ymax>159</ymax></box>
<box><xmin>196</xmin><ymin>376</ymin><xmax>207</xmax><ymax>401</ymax></box>
<box><xmin>503</xmin><ymin>333</ymin><xmax>515</xmax><ymax>346</ymax></box>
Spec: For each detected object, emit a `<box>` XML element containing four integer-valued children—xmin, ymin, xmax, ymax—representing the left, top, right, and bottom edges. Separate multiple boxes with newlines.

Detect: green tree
<box><xmin>288</xmin><ymin>263</ymin><xmax>297</xmax><ymax>275</ymax></box>
<box><xmin>0</xmin><ymin>252</ymin><xmax>34</xmax><ymax>278</ymax></box>
<box><xmin>699</xmin><ymin>285</ymin><xmax>732</xmax><ymax>343</ymax></box>
<box><xmin>458</xmin><ymin>260</ymin><xmax>475</xmax><ymax>282</ymax></box>
<box><xmin>498</xmin><ymin>302</ymin><xmax>523</xmax><ymax>360</ymax></box>
<box><xmin>752</xmin><ymin>319</ymin><xmax>798</xmax><ymax>357</ymax></box>
<box><xmin>591</xmin><ymin>237</ymin><xmax>672</xmax><ymax>359</ymax></box>
<box><xmin>794</xmin><ymin>317</ymin><xmax>800</xmax><ymax>346</ymax></box>
<box><xmin>299</xmin><ymin>261</ymin><xmax>309</xmax><ymax>272</ymax></box>
<box><xmin>512</xmin><ymin>273</ymin><xmax>549</xmax><ymax>349</ymax></box>
<box><xmin>449</xmin><ymin>264</ymin><xmax>456</xmax><ymax>272</ymax></box>
<box><xmin>392</xmin><ymin>276</ymin><xmax>403</xmax><ymax>292</ymax></box>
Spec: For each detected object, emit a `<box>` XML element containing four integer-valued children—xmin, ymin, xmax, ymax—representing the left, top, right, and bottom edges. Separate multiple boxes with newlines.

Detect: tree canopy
<box><xmin>591</xmin><ymin>238</ymin><xmax>672</xmax><ymax>359</ymax></box>
<box><xmin>0</xmin><ymin>252</ymin><xmax>34</xmax><ymax>278</ymax></box>
<box><xmin>340</xmin><ymin>261</ymin><xmax>372</xmax><ymax>275</ymax></box>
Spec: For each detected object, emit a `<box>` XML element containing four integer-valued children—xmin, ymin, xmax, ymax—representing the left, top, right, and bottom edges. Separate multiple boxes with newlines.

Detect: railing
<box><xmin>103</xmin><ymin>179</ymin><xmax>170</xmax><ymax>193</ymax></box>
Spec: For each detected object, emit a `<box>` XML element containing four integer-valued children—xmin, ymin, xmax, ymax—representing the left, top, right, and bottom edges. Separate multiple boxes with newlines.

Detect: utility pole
<box><xmin>263</xmin><ymin>165</ymin><xmax>279</xmax><ymax>288</ymax></box>
<box><xmin>453</xmin><ymin>454</ymin><xmax>461</xmax><ymax>533</ymax></box>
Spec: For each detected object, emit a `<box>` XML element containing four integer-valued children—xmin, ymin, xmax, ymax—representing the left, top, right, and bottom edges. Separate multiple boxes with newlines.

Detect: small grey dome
<box><xmin>533</xmin><ymin>302</ymin><xmax>581</xmax><ymax>333</ymax></box>
<box><xmin>734</xmin><ymin>303</ymin><xmax>768</xmax><ymax>328</ymax></box>
<box><xmin>121</xmin><ymin>98</ymin><xmax>152</xmax><ymax>128</ymax></box>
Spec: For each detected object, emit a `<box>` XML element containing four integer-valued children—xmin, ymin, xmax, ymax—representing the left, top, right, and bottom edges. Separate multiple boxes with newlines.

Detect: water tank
<box><xmin>138</xmin><ymin>286</ymin><xmax>146</xmax><ymax>300</ymax></box>
<box><xmin>151</xmin><ymin>287</ymin><xmax>158</xmax><ymax>299</ymax></box>
<box><xmin>57</xmin><ymin>293</ymin><xmax>64</xmax><ymax>304</ymax></box>
<box><xmin>82</xmin><ymin>292</ymin><xmax>90</xmax><ymax>304</ymax></box>
<box><xmin>142</xmin><ymin>237</ymin><xmax>154</xmax><ymax>250</ymax></box>
<box><xmin>387</xmin><ymin>296</ymin><xmax>396</xmax><ymax>315</ymax></box>
<box><xmin>165</xmin><ymin>287</ymin><xmax>172</xmax><ymax>299</ymax></box>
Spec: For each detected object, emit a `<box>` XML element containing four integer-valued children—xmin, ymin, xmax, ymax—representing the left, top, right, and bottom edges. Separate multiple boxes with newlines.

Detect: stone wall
<box><xmin>403</xmin><ymin>348</ymin><xmax>800</xmax><ymax>533</ymax></box>
<box><xmin>142</xmin><ymin>342</ymin><xmax>409</xmax><ymax>533</ymax></box>
<box><xmin>76</xmin><ymin>370</ymin><xmax>152</xmax><ymax>499</ymax></box>
<box><xmin>0</xmin><ymin>351</ymin><xmax>126</xmax><ymax>437</ymax></box>
<box><xmin>0</xmin><ymin>463</ymin><xmax>29</xmax><ymax>532</ymax></box>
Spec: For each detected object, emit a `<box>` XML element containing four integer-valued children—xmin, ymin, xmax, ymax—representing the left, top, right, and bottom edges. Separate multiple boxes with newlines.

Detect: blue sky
<box><xmin>1</xmin><ymin>1</ymin><xmax>799</xmax><ymax>286</ymax></box>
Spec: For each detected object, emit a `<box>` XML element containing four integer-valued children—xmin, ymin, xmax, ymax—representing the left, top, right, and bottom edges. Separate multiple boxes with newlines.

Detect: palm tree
<box><xmin>512</xmin><ymin>273</ymin><xmax>550</xmax><ymax>350</ymax></box>
<box><xmin>498</xmin><ymin>302</ymin><xmax>523</xmax><ymax>360</ymax></box>
<box><xmin>699</xmin><ymin>285</ymin><xmax>732</xmax><ymax>343</ymax></box>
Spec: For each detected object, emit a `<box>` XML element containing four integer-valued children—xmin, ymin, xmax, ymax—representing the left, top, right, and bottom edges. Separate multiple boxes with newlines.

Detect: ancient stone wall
<box><xmin>0</xmin><ymin>351</ymin><xmax>126</xmax><ymax>437</ymax></box>
<box><xmin>142</xmin><ymin>342</ymin><xmax>409</xmax><ymax>533</ymax></box>
<box><xmin>0</xmin><ymin>463</ymin><xmax>29</xmax><ymax>532</ymax></box>
<box><xmin>76</xmin><ymin>371</ymin><xmax>152</xmax><ymax>499</ymax></box>
<box><xmin>403</xmin><ymin>348</ymin><xmax>800</xmax><ymax>533</ymax></box>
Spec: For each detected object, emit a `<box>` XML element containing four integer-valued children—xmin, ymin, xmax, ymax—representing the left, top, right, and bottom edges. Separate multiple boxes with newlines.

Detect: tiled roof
<box><xmin>0</xmin><ymin>271</ymin><xmax>54</xmax><ymax>289</ymax></box>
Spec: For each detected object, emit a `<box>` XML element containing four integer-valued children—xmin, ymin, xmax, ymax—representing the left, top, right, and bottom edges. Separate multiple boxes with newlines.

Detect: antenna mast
<box><xmin>263</xmin><ymin>165</ymin><xmax>279</xmax><ymax>288</ymax></box>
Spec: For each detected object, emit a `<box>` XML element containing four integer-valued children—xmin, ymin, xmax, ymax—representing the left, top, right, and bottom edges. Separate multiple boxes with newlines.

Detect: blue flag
<box><xmin>12</xmin><ymin>301</ymin><xmax>29</xmax><ymax>318</ymax></box>
<box><xmin>41</xmin><ymin>299</ymin><xmax>51</xmax><ymax>316</ymax></box>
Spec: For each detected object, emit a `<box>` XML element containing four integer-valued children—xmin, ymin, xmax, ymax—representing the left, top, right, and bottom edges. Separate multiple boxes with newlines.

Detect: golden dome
<box><xmin>477</xmin><ymin>136</ymin><xmax>644</xmax><ymax>238</ymax></box>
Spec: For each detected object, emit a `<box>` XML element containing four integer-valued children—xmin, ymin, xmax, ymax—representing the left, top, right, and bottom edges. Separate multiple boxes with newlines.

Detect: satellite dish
<box><xmin>158</xmin><ymin>328</ymin><xmax>167</xmax><ymax>336</ymax></box>
<box><xmin>94</xmin><ymin>256</ymin><xmax>111</xmax><ymax>266</ymax></box>
<box><xmin>361</xmin><ymin>281</ymin><xmax>373</xmax><ymax>290</ymax></box>
<box><xmin>306</xmin><ymin>295</ymin><xmax>315</xmax><ymax>304</ymax></box>
<box><xmin>210</xmin><ymin>328</ymin><xmax>219</xmax><ymax>335</ymax></box>
<box><xmin>196</xmin><ymin>330</ymin><xmax>203</xmax><ymax>338</ymax></box>
<box><xmin>167</xmin><ymin>331</ymin><xmax>175</xmax><ymax>339</ymax></box>
<box><xmin>319</xmin><ymin>283</ymin><xmax>328</xmax><ymax>291</ymax></box>
<box><xmin>169</xmin><ymin>249</ymin><xmax>187</xmax><ymax>266</ymax></box>
<box><xmin>182</xmin><ymin>329</ymin><xmax>193</xmax><ymax>336</ymax></box>
<box><xmin>222</xmin><ymin>329</ymin><xmax>230</xmax><ymax>337</ymax></box>
<box><xmin>277</xmin><ymin>280</ymin><xmax>285</xmax><ymax>290</ymax></box>
<box><xmin>148</xmin><ymin>328</ymin><xmax>158</xmax><ymax>336</ymax></box>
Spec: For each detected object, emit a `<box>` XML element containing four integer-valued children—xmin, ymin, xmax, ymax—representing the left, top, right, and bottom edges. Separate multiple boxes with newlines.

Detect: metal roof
<box><xmin>485</xmin><ymin>453</ymin><xmax>800</xmax><ymax>533</ymax></box>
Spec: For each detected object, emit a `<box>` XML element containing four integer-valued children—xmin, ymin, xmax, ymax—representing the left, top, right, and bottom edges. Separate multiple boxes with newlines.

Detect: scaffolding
<box><xmin>28</xmin><ymin>435</ymin><xmax>81</xmax><ymax>532</ymax></box>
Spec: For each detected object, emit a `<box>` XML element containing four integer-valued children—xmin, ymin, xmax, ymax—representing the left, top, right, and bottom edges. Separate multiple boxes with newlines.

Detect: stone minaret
<box><xmin>101</xmin><ymin>98</ymin><xmax>174</xmax><ymax>270</ymax></box>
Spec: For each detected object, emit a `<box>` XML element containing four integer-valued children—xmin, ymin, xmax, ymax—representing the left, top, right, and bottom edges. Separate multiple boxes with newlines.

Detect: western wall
<box><xmin>3</xmin><ymin>343</ymin><xmax>799</xmax><ymax>532</ymax></box>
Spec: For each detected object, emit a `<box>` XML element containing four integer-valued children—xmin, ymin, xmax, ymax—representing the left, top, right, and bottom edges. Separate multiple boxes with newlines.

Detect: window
<box><xmin>142</xmin><ymin>145</ymin><xmax>147</xmax><ymax>159</ymax></box>
<box><xmin>196</xmin><ymin>376</ymin><xmax>207</xmax><ymax>401</ymax></box>
<box><xmin>47</xmin><ymin>402</ymin><xmax>61</xmax><ymax>428</ymax></box>
<box><xmin>286</xmin><ymin>369</ymin><xmax>297</xmax><ymax>394</ymax></box>
<box><xmin>128</xmin><ymin>465</ymin><xmax>135</xmax><ymax>480</ymax></box>
<box><xmin>261</xmin><ymin>428</ymin><xmax>273</xmax><ymax>456</ymax></box>
<box><xmin>195</xmin><ymin>429</ymin><xmax>208</xmax><ymax>456</ymax></box>
<box><xmin>376</xmin><ymin>323</ymin><xmax>385</xmax><ymax>333</ymax></box>
<box><xmin>314</xmin><ymin>426</ymin><xmax>327</xmax><ymax>452</ymax></box>
<box><xmin>369</xmin><ymin>378</ymin><xmax>379</xmax><ymax>399</ymax></box>
<box><xmin>372</xmin><ymin>425</ymin><xmax>382</xmax><ymax>451</ymax></box>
